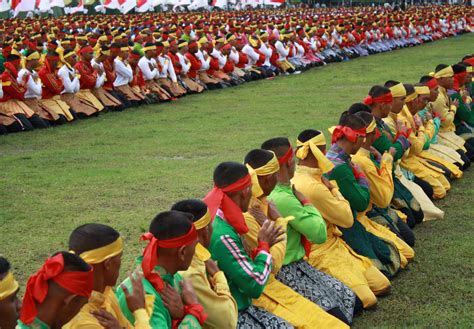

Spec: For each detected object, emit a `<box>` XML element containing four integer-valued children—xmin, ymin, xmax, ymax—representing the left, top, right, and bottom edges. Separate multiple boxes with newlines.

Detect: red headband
<box><xmin>20</xmin><ymin>253</ymin><xmax>94</xmax><ymax>325</ymax></box>
<box><xmin>140</xmin><ymin>226</ymin><xmax>197</xmax><ymax>292</ymax></box>
<box><xmin>128</xmin><ymin>52</ymin><xmax>141</xmax><ymax>60</ymax></box>
<box><xmin>278</xmin><ymin>145</ymin><xmax>294</xmax><ymax>165</ymax></box>
<box><xmin>426</xmin><ymin>78</ymin><xmax>438</xmax><ymax>89</ymax></box>
<box><xmin>363</xmin><ymin>92</ymin><xmax>393</xmax><ymax>105</ymax></box>
<box><xmin>188</xmin><ymin>41</ymin><xmax>198</xmax><ymax>48</ymax></box>
<box><xmin>332</xmin><ymin>126</ymin><xmax>366</xmax><ymax>144</ymax></box>
<box><xmin>79</xmin><ymin>46</ymin><xmax>94</xmax><ymax>54</ymax></box>
<box><xmin>453</xmin><ymin>72</ymin><xmax>467</xmax><ymax>91</ymax></box>
<box><xmin>203</xmin><ymin>174</ymin><xmax>252</xmax><ymax>235</ymax></box>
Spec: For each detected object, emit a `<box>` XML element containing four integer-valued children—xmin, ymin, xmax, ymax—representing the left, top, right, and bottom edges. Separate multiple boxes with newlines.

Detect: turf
<box><xmin>1</xmin><ymin>33</ymin><xmax>473</xmax><ymax>327</ymax></box>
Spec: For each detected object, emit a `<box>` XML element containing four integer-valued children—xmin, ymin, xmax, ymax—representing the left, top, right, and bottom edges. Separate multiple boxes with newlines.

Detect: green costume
<box><xmin>116</xmin><ymin>258</ymin><xmax>201</xmax><ymax>328</ymax></box>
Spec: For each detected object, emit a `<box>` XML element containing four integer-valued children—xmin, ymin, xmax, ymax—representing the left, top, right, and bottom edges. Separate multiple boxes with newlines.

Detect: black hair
<box><xmin>339</xmin><ymin>111</ymin><xmax>366</xmax><ymax>129</ymax></box>
<box><xmin>347</xmin><ymin>103</ymin><xmax>371</xmax><ymax>114</ymax></box>
<box><xmin>63</xmin><ymin>49</ymin><xmax>75</xmax><ymax>57</ymax></box>
<box><xmin>261</xmin><ymin>137</ymin><xmax>291</xmax><ymax>157</ymax></box>
<box><xmin>213</xmin><ymin>162</ymin><xmax>248</xmax><ymax>188</ymax></box>
<box><xmin>171</xmin><ymin>199</ymin><xmax>208</xmax><ymax>223</ymax></box>
<box><xmin>24</xmin><ymin>49</ymin><xmax>38</xmax><ymax>57</ymax></box>
<box><xmin>297</xmin><ymin>129</ymin><xmax>321</xmax><ymax>143</ymax></box>
<box><xmin>419</xmin><ymin>75</ymin><xmax>434</xmax><ymax>84</ymax></box>
<box><xmin>435</xmin><ymin>64</ymin><xmax>449</xmax><ymax>72</ymax></box>
<box><xmin>452</xmin><ymin>64</ymin><xmax>466</xmax><ymax>74</ymax></box>
<box><xmin>0</xmin><ymin>256</ymin><xmax>11</xmax><ymax>276</ymax></box>
<box><xmin>355</xmin><ymin>111</ymin><xmax>374</xmax><ymax>125</ymax></box>
<box><xmin>368</xmin><ymin>85</ymin><xmax>391</xmax><ymax>97</ymax></box>
<box><xmin>244</xmin><ymin>149</ymin><xmax>274</xmax><ymax>169</ymax></box>
<box><xmin>144</xmin><ymin>42</ymin><xmax>155</xmax><ymax>48</ymax></box>
<box><xmin>461</xmin><ymin>55</ymin><xmax>473</xmax><ymax>61</ymax></box>
<box><xmin>6</xmin><ymin>54</ymin><xmax>20</xmax><ymax>62</ymax></box>
<box><xmin>149</xmin><ymin>210</ymin><xmax>193</xmax><ymax>240</ymax></box>
<box><xmin>52</xmin><ymin>251</ymin><xmax>92</xmax><ymax>272</ymax></box>
<box><xmin>384</xmin><ymin>80</ymin><xmax>400</xmax><ymax>88</ymax></box>
<box><xmin>110</xmin><ymin>42</ymin><xmax>121</xmax><ymax>49</ymax></box>
<box><xmin>404</xmin><ymin>83</ymin><xmax>415</xmax><ymax>96</ymax></box>
<box><xmin>68</xmin><ymin>223</ymin><xmax>120</xmax><ymax>255</ymax></box>
<box><xmin>100</xmin><ymin>45</ymin><xmax>110</xmax><ymax>51</ymax></box>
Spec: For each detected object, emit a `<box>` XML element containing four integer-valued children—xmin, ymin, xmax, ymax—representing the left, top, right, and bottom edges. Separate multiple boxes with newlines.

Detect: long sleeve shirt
<box><xmin>90</xmin><ymin>59</ymin><xmax>106</xmax><ymax>89</ymax></box>
<box><xmin>177</xmin><ymin>53</ymin><xmax>191</xmax><ymax>75</ymax></box>
<box><xmin>241</xmin><ymin>44</ymin><xmax>260</xmax><ymax>69</ymax></box>
<box><xmin>58</xmin><ymin>64</ymin><xmax>80</xmax><ymax>94</ymax></box>
<box><xmin>210</xmin><ymin>48</ymin><xmax>227</xmax><ymax>69</ymax></box>
<box><xmin>274</xmin><ymin>41</ymin><xmax>289</xmax><ymax>61</ymax></box>
<box><xmin>326</xmin><ymin>144</ymin><xmax>371</xmax><ymax>215</ymax></box>
<box><xmin>138</xmin><ymin>56</ymin><xmax>159</xmax><ymax>81</ymax></box>
<box><xmin>113</xmin><ymin>58</ymin><xmax>133</xmax><ymax>87</ymax></box>
<box><xmin>432</xmin><ymin>86</ymin><xmax>456</xmax><ymax>132</ymax></box>
<box><xmin>352</xmin><ymin>148</ymin><xmax>394</xmax><ymax>209</ymax></box>
<box><xmin>269</xmin><ymin>183</ymin><xmax>327</xmax><ymax>265</ymax></box>
<box><xmin>74</xmin><ymin>60</ymin><xmax>99</xmax><ymax>90</ymax></box>
<box><xmin>292</xmin><ymin>165</ymin><xmax>353</xmax><ymax>241</ymax></box>
<box><xmin>117</xmin><ymin>258</ymin><xmax>202</xmax><ymax>328</ymax></box>
<box><xmin>179</xmin><ymin>244</ymin><xmax>238</xmax><ymax>329</ymax></box>
<box><xmin>64</xmin><ymin>287</ymin><xmax>150</xmax><ymax>329</ymax></box>
<box><xmin>373</xmin><ymin>116</ymin><xmax>410</xmax><ymax>162</ymax></box>
<box><xmin>17</xmin><ymin>68</ymin><xmax>42</xmax><ymax>99</ymax></box>
<box><xmin>209</xmin><ymin>212</ymin><xmax>272</xmax><ymax>311</ymax></box>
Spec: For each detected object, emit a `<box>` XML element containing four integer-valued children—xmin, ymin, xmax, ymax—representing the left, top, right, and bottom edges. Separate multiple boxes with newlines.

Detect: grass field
<box><xmin>1</xmin><ymin>34</ymin><xmax>473</xmax><ymax>327</ymax></box>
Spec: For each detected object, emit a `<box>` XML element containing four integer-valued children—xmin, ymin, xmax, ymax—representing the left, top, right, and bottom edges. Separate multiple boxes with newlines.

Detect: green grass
<box><xmin>1</xmin><ymin>34</ymin><xmax>473</xmax><ymax>327</ymax></box>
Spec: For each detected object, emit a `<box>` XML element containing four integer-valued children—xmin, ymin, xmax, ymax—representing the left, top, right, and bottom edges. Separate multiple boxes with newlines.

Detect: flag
<box><xmin>212</xmin><ymin>0</ymin><xmax>226</xmax><ymax>8</ymax></box>
<box><xmin>188</xmin><ymin>0</ymin><xmax>206</xmax><ymax>10</ymax></box>
<box><xmin>38</xmin><ymin>0</ymin><xmax>51</xmax><ymax>12</ymax></box>
<box><xmin>0</xmin><ymin>0</ymin><xmax>11</xmax><ymax>13</ymax></box>
<box><xmin>12</xmin><ymin>0</ymin><xmax>35</xmax><ymax>17</ymax></box>
<box><xmin>118</xmin><ymin>0</ymin><xmax>135</xmax><ymax>13</ymax></box>
<box><xmin>103</xmin><ymin>0</ymin><xmax>119</xmax><ymax>9</ymax></box>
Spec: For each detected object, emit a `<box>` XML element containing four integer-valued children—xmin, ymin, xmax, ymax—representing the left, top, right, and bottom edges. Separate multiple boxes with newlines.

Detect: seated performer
<box><xmin>291</xmin><ymin>130</ymin><xmax>391</xmax><ymax>309</ymax></box>
<box><xmin>17</xmin><ymin>252</ymin><xmax>94</xmax><ymax>329</ymax></box>
<box><xmin>326</xmin><ymin>112</ymin><xmax>414</xmax><ymax>274</ymax></box>
<box><xmin>58</xmin><ymin>49</ymin><xmax>101</xmax><ymax>118</ymax></box>
<box><xmin>116</xmin><ymin>211</ymin><xmax>206</xmax><ymax>328</ymax></box>
<box><xmin>203</xmin><ymin>162</ymin><xmax>294</xmax><ymax>328</ymax></box>
<box><xmin>172</xmin><ymin>199</ymin><xmax>238</xmax><ymax>329</ymax></box>
<box><xmin>65</xmin><ymin>223</ymin><xmax>150</xmax><ymax>328</ymax></box>
<box><xmin>0</xmin><ymin>257</ymin><xmax>21</xmax><ymax>329</ymax></box>
<box><xmin>243</xmin><ymin>149</ymin><xmax>359</xmax><ymax>326</ymax></box>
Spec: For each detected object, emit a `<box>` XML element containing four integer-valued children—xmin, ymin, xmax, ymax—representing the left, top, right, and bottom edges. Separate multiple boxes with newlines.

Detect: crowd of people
<box><xmin>1</xmin><ymin>35</ymin><xmax>473</xmax><ymax>327</ymax></box>
<box><xmin>0</xmin><ymin>5</ymin><xmax>473</xmax><ymax>133</ymax></box>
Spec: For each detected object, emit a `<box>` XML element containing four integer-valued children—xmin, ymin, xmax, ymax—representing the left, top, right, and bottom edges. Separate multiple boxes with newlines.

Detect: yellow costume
<box><xmin>292</xmin><ymin>165</ymin><xmax>390</xmax><ymax>309</ymax></box>
<box><xmin>180</xmin><ymin>243</ymin><xmax>238</xmax><ymax>329</ymax></box>
<box><xmin>351</xmin><ymin>148</ymin><xmax>415</xmax><ymax>268</ymax></box>
<box><xmin>384</xmin><ymin>109</ymin><xmax>450</xmax><ymax>199</ymax></box>
<box><xmin>64</xmin><ymin>287</ymin><xmax>150</xmax><ymax>329</ymax></box>
<box><xmin>243</xmin><ymin>196</ymin><xmax>348</xmax><ymax>329</ymax></box>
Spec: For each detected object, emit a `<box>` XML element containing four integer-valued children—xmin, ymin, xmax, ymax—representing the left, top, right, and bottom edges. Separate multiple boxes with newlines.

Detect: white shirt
<box><xmin>157</xmin><ymin>56</ymin><xmax>178</xmax><ymax>82</ymax></box>
<box><xmin>259</xmin><ymin>43</ymin><xmax>272</xmax><ymax>66</ymax></box>
<box><xmin>228</xmin><ymin>49</ymin><xmax>239</xmax><ymax>64</ymax></box>
<box><xmin>275</xmin><ymin>41</ymin><xmax>289</xmax><ymax>62</ymax></box>
<box><xmin>58</xmin><ymin>64</ymin><xmax>80</xmax><ymax>94</ymax></box>
<box><xmin>176</xmin><ymin>53</ymin><xmax>190</xmax><ymax>75</ymax></box>
<box><xmin>210</xmin><ymin>48</ymin><xmax>227</xmax><ymax>69</ymax></box>
<box><xmin>195</xmin><ymin>50</ymin><xmax>210</xmax><ymax>71</ymax></box>
<box><xmin>91</xmin><ymin>59</ymin><xmax>106</xmax><ymax>89</ymax></box>
<box><xmin>242</xmin><ymin>44</ymin><xmax>260</xmax><ymax>69</ymax></box>
<box><xmin>138</xmin><ymin>56</ymin><xmax>159</xmax><ymax>81</ymax></box>
<box><xmin>113</xmin><ymin>58</ymin><xmax>133</xmax><ymax>87</ymax></box>
<box><xmin>0</xmin><ymin>84</ymin><xmax>3</xmax><ymax>99</ymax></box>
<box><xmin>18</xmin><ymin>69</ymin><xmax>42</xmax><ymax>99</ymax></box>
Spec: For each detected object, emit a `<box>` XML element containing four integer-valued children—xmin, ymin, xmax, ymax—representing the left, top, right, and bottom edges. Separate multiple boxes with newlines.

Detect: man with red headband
<box><xmin>116</xmin><ymin>210</ymin><xmax>205</xmax><ymax>328</ymax></box>
<box><xmin>0</xmin><ymin>257</ymin><xmax>21</xmax><ymax>329</ymax></box>
<box><xmin>243</xmin><ymin>148</ymin><xmax>357</xmax><ymax>326</ymax></box>
<box><xmin>17</xmin><ymin>251</ymin><xmax>94</xmax><ymax>329</ymax></box>
<box><xmin>38</xmin><ymin>51</ymin><xmax>74</xmax><ymax>125</ymax></box>
<box><xmin>326</xmin><ymin>113</ymin><xmax>406</xmax><ymax>278</ymax></box>
<box><xmin>74</xmin><ymin>46</ymin><xmax>107</xmax><ymax>113</ymax></box>
<box><xmin>450</xmin><ymin>64</ymin><xmax>474</xmax><ymax>142</ymax></box>
<box><xmin>205</xmin><ymin>161</ymin><xmax>292</xmax><ymax>327</ymax></box>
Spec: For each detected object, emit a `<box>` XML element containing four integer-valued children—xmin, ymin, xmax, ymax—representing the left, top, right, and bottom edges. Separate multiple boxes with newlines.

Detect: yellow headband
<box><xmin>79</xmin><ymin>237</ymin><xmax>124</xmax><ymax>265</ymax></box>
<box><xmin>25</xmin><ymin>51</ymin><xmax>40</xmax><ymax>61</ymax></box>
<box><xmin>0</xmin><ymin>272</ymin><xmax>19</xmax><ymax>300</ymax></box>
<box><xmin>194</xmin><ymin>209</ymin><xmax>211</xmax><ymax>230</ymax></box>
<box><xmin>162</xmin><ymin>41</ymin><xmax>170</xmax><ymax>48</ymax></box>
<box><xmin>120</xmin><ymin>47</ymin><xmax>129</xmax><ymax>52</ymax></box>
<box><xmin>405</xmin><ymin>91</ymin><xmax>418</xmax><ymax>103</ymax></box>
<box><xmin>366</xmin><ymin>117</ymin><xmax>377</xmax><ymax>134</ymax></box>
<box><xmin>296</xmin><ymin>134</ymin><xmax>334</xmax><ymax>173</ymax></box>
<box><xmin>414</xmin><ymin>86</ymin><xmax>430</xmax><ymax>96</ymax></box>
<box><xmin>466</xmin><ymin>66</ymin><xmax>472</xmax><ymax>73</ymax></box>
<box><xmin>178</xmin><ymin>42</ymin><xmax>188</xmax><ymax>49</ymax></box>
<box><xmin>198</xmin><ymin>36</ymin><xmax>208</xmax><ymax>45</ymax></box>
<box><xmin>142</xmin><ymin>46</ymin><xmax>157</xmax><ymax>52</ymax></box>
<box><xmin>62</xmin><ymin>51</ymin><xmax>76</xmax><ymax>60</ymax></box>
<box><xmin>195</xmin><ymin>243</ymin><xmax>211</xmax><ymax>262</ymax></box>
<box><xmin>389</xmin><ymin>83</ymin><xmax>406</xmax><ymax>98</ymax></box>
<box><xmin>433</xmin><ymin>66</ymin><xmax>454</xmax><ymax>79</ymax></box>
<box><xmin>76</xmin><ymin>36</ymin><xmax>87</xmax><ymax>41</ymax></box>
<box><xmin>246</xmin><ymin>152</ymin><xmax>280</xmax><ymax>198</ymax></box>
